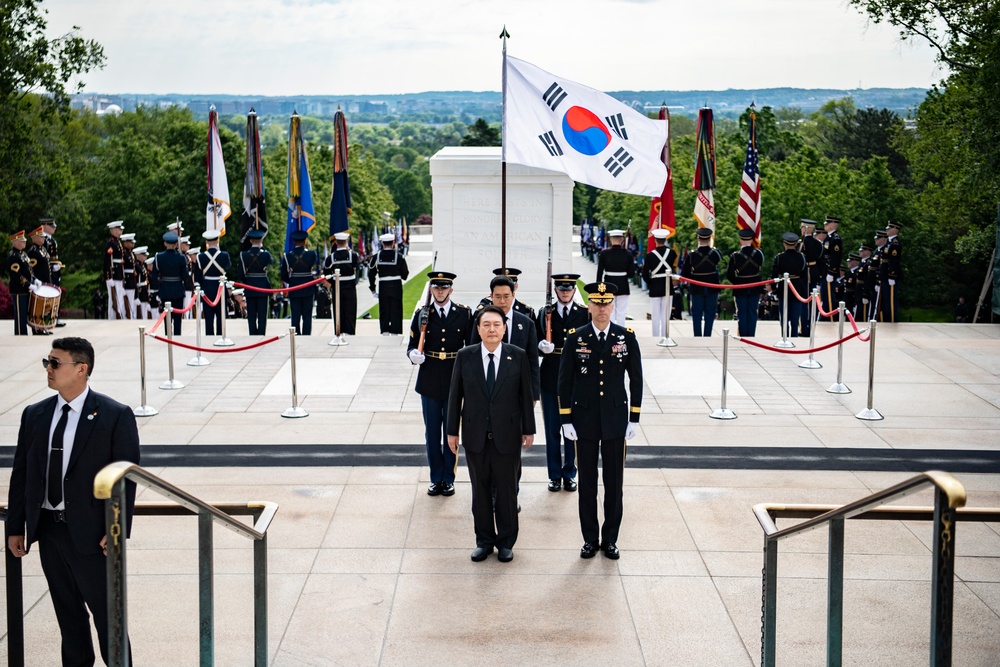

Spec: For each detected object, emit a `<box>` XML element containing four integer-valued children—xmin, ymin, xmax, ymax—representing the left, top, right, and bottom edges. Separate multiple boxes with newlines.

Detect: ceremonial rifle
<box><xmin>417</xmin><ymin>250</ymin><xmax>438</xmax><ymax>353</ymax></box>
<box><xmin>544</xmin><ymin>237</ymin><xmax>553</xmax><ymax>343</ymax></box>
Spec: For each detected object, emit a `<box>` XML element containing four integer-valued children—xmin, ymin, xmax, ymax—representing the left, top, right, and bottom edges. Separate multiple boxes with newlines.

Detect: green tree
<box><xmin>385</xmin><ymin>170</ymin><xmax>430</xmax><ymax>221</ymax></box>
<box><xmin>460</xmin><ymin>118</ymin><xmax>501</xmax><ymax>147</ymax></box>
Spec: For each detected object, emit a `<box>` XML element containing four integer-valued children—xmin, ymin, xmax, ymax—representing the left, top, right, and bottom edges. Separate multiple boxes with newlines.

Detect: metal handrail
<box><xmin>94</xmin><ymin>462</ymin><xmax>277</xmax><ymax>667</ymax></box>
<box><xmin>754</xmin><ymin>471</ymin><xmax>979</xmax><ymax>667</ymax></box>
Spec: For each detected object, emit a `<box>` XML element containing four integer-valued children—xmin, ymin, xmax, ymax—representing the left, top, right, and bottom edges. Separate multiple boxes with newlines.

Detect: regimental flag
<box><xmin>648</xmin><ymin>105</ymin><xmax>676</xmax><ymax>251</ymax></box>
<box><xmin>503</xmin><ymin>55</ymin><xmax>668</xmax><ymax>197</ymax></box>
<box><xmin>285</xmin><ymin>112</ymin><xmax>316</xmax><ymax>253</ymax></box>
<box><xmin>692</xmin><ymin>107</ymin><xmax>717</xmax><ymax>235</ymax></box>
<box><xmin>694</xmin><ymin>190</ymin><xmax>716</xmax><ymax>232</ymax></box>
<box><xmin>329</xmin><ymin>110</ymin><xmax>352</xmax><ymax>237</ymax></box>
<box><xmin>240</xmin><ymin>108</ymin><xmax>267</xmax><ymax>251</ymax></box>
<box><xmin>206</xmin><ymin>106</ymin><xmax>232</xmax><ymax>236</ymax></box>
<box><xmin>737</xmin><ymin>108</ymin><xmax>762</xmax><ymax>248</ymax></box>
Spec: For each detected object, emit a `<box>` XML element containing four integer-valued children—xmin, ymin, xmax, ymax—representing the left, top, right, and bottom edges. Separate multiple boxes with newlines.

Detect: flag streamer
<box><xmin>285</xmin><ymin>112</ymin><xmax>316</xmax><ymax>252</ymax></box>
<box><xmin>206</xmin><ymin>106</ymin><xmax>231</xmax><ymax>236</ymax></box>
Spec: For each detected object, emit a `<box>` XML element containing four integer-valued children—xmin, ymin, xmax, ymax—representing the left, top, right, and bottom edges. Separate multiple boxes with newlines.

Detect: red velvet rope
<box><xmin>148</xmin><ymin>334</ymin><xmax>282</xmax><ymax>353</ymax></box>
<box><xmin>200</xmin><ymin>283</ymin><xmax>225</xmax><ymax>307</ymax></box>
<box><xmin>786</xmin><ymin>282</ymin><xmax>814</xmax><ymax>304</ymax></box>
<box><xmin>737</xmin><ymin>330</ymin><xmax>862</xmax><ymax>354</ymax></box>
<box><xmin>231</xmin><ymin>276</ymin><xmax>326</xmax><ymax>294</ymax></box>
<box><xmin>145</xmin><ymin>309</ymin><xmax>169</xmax><ymax>335</ymax></box>
<box><xmin>846</xmin><ymin>312</ymin><xmax>872</xmax><ymax>342</ymax></box>
<box><xmin>678</xmin><ymin>276</ymin><xmax>777</xmax><ymax>290</ymax></box>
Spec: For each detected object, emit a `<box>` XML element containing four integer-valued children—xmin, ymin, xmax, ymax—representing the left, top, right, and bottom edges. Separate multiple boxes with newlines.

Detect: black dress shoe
<box><xmin>563</xmin><ymin>478</ymin><xmax>577</xmax><ymax>492</ymax></box>
<box><xmin>471</xmin><ymin>546</ymin><xmax>493</xmax><ymax>562</ymax></box>
<box><xmin>548</xmin><ymin>479</ymin><xmax>562</xmax><ymax>492</ymax></box>
<box><xmin>517</xmin><ymin>503</ymin><xmax>521</xmax><ymax>513</ymax></box>
<box><xmin>601</xmin><ymin>542</ymin><xmax>620</xmax><ymax>560</ymax></box>
<box><xmin>427</xmin><ymin>482</ymin><xmax>443</xmax><ymax>496</ymax></box>
<box><xmin>55</xmin><ymin>321</ymin><xmax>67</xmax><ymax>327</ymax></box>
<box><xmin>580</xmin><ymin>542</ymin><xmax>598</xmax><ymax>559</ymax></box>
<box><xmin>441</xmin><ymin>483</ymin><xmax>455</xmax><ymax>496</ymax></box>
<box><xmin>497</xmin><ymin>547</ymin><xmax>513</xmax><ymax>563</ymax></box>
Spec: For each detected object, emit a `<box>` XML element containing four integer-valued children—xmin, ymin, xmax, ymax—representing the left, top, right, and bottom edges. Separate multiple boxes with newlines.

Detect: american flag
<box><xmin>737</xmin><ymin>110</ymin><xmax>762</xmax><ymax>247</ymax></box>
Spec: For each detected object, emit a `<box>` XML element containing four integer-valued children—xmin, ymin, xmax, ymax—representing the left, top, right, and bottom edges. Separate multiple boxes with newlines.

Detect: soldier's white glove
<box><xmin>538</xmin><ymin>340</ymin><xmax>555</xmax><ymax>354</ymax></box>
<box><xmin>826</xmin><ymin>274</ymin><xmax>834</xmax><ymax>283</ymax></box>
<box><xmin>874</xmin><ymin>285</ymin><xmax>880</xmax><ymax>293</ymax></box>
<box><xmin>371</xmin><ymin>290</ymin><xmax>378</xmax><ymax>301</ymax></box>
<box><xmin>862</xmin><ymin>298</ymin><xmax>869</xmax><ymax>305</ymax></box>
<box><xmin>28</xmin><ymin>283</ymin><xmax>37</xmax><ymax>293</ymax></box>
<box><xmin>33</xmin><ymin>279</ymin><xmax>42</xmax><ymax>287</ymax></box>
<box><xmin>888</xmin><ymin>279</ymin><xmax>896</xmax><ymax>286</ymax></box>
<box><xmin>561</xmin><ymin>424</ymin><xmax>578</xmax><ymax>440</ymax></box>
<box><xmin>408</xmin><ymin>349</ymin><xmax>425</xmax><ymax>365</ymax></box>
<box><xmin>625</xmin><ymin>423</ymin><xmax>638</xmax><ymax>440</ymax></box>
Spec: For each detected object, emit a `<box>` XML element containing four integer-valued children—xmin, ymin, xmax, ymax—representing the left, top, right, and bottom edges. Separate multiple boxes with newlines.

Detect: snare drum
<box><xmin>28</xmin><ymin>285</ymin><xmax>61</xmax><ymax>331</ymax></box>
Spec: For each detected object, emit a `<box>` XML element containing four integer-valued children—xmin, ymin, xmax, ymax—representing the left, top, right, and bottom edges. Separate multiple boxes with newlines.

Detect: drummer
<box><xmin>41</xmin><ymin>217</ymin><xmax>66</xmax><ymax>327</ymax></box>
<box><xmin>4</xmin><ymin>230</ymin><xmax>35</xmax><ymax>335</ymax></box>
<box><xmin>26</xmin><ymin>226</ymin><xmax>52</xmax><ymax>285</ymax></box>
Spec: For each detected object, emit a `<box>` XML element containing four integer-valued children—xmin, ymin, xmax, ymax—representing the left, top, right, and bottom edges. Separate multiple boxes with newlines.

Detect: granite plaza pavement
<box><xmin>1</xmin><ymin>239</ymin><xmax>999</xmax><ymax>665</ymax></box>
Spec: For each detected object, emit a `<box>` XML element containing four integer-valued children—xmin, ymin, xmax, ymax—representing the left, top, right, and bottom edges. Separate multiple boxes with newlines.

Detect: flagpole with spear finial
<box><xmin>500</xmin><ymin>25</ymin><xmax>510</xmax><ymax>270</ymax></box>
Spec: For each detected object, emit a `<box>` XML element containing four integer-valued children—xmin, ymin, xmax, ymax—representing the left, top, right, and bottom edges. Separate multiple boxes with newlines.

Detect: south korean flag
<box><xmin>503</xmin><ymin>56</ymin><xmax>668</xmax><ymax>197</ymax></box>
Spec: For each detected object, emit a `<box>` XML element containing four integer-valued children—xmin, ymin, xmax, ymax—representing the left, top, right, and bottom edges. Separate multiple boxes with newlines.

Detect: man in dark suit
<box><xmin>558</xmin><ymin>282</ymin><xmax>643</xmax><ymax>560</ymax></box>
<box><xmin>281</xmin><ymin>229</ymin><xmax>319</xmax><ymax>335</ymax></box>
<box><xmin>6</xmin><ymin>337</ymin><xmax>141</xmax><ymax>666</ymax></box>
<box><xmin>470</xmin><ymin>276</ymin><xmax>540</xmax><ymax>401</ymax></box>
<box><xmin>150</xmin><ymin>231</ymin><xmax>189</xmax><ymax>335</ymax></box>
<box><xmin>447</xmin><ymin>305</ymin><xmax>536</xmax><ymax>563</ymax></box>
<box><xmin>407</xmin><ymin>271</ymin><xmax>474</xmax><ymax>497</ymax></box>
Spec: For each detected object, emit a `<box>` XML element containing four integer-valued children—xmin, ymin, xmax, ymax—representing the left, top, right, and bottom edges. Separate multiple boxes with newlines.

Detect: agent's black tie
<box><xmin>48</xmin><ymin>404</ymin><xmax>70</xmax><ymax>508</ymax></box>
<box><xmin>486</xmin><ymin>353</ymin><xmax>496</xmax><ymax>396</ymax></box>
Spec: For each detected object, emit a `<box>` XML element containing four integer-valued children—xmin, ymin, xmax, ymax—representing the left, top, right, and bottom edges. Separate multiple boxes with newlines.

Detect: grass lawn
<box><xmin>364</xmin><ymin>263</ymin><xmax>431</xmax><ymax>320</ymax></box>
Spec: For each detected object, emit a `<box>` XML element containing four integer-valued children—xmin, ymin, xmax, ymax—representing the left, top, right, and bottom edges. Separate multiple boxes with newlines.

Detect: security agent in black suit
<box><xmin>558</xmin><ymin>282</ymin><xmax>643</xmax><ymax>560</ymax></box>
<box><xmin>197</xmin><ymin>229</ymin><xmax>232</xmax><ymax>335</ymax></box>
<box><xmin>536</xmin><ymin>274</ymin><xmax>589</xmax><ymax>492</ymax></box>
<box><xmin>407</xmin><ymin>271</ymin><xmax>474</xmax><ymax>497</ymax></box>
<box><xmin>150</xmin><ymin>231</ymin><xmax>189</xmax><ymax>335</ymax></box>
<box><xmin>239</xmin><ymin>228</ymin><xmax>273</xmax><ymax>335</ymax></box>
<box><xmin>323</xmin><ymin>231</ymin><xmax>361</xmax><ymax>335</ymax></box>
<box><xmin>470</xmin><ymin>276</ymin><xmax>540</xmax><ymax>401</ymax></box>
<box><xmin>447</xmin><ymin>305</ymin><xmax>536</xmax><ymax>563</ymax></box>
<box><xmin>476</xmin><ymin>268</ymin><xmax>536</xmax><ymax>320</ymax></box>
<box><xmin>6</xmin><ymin>337</ymin><xmax>141</xmax><ymax>666</ymax></box>
<box><xmin>368</xmin><ymin>233</ymin><xmax>409</xmax><ymax>334</ymax></box>
<box><xmin>281</xmin><ymin>229</ymin><xmax>319</xmax><ymax>335</ymax></box>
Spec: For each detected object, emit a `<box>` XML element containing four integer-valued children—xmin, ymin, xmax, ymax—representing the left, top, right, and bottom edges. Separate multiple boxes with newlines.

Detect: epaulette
<box><xmin>453</xmin><ymin>302</ymin><xmax>471</xmax><ymax>311</ymax></box>
<box><xmin>626</xmin><ymin>327</ymin><xmax>634</xmax><ymax>334</ymax></box>
<box><xmin>475</xmin><ymin>303</ymin><xmax>485</xmax><ymax>311</ymax></box>
<box><xmin>567</xmin><ymin>328</ymin><xmax>576</xmax><ymax>335</ymax></box>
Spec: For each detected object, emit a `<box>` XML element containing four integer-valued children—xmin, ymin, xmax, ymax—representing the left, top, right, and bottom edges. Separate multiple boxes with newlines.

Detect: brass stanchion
<box><xmin>710</xmin><ymin>328</ymin><xmax>737</xmax><ymax>420</ymax></box>
<box><xmin>855</xmin><ymin>320</ymin><xmax>883</xmax><ymax>420</ymax></box>
<box><xmin>827</xmin><ymin>301</ymin><xmax>851</xmax><ymax>394</ymax></box>
<box><xmin>134</xmin><ymin>326</ymin><xmax>158</xmax><ymax>416</ymax></box>
<box><xmin>282</xmin><ymin>327</ymin><xmax>308</xmax><ymax>418</ymax></box>
<box><xmin>159</xmin><ymin>306</ymin><xmax>184</xmax><ymax>390</ymax></box>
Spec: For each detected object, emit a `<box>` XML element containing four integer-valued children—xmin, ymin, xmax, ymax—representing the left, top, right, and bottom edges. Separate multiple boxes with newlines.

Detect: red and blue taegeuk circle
<box><xmin>562</xmin><ymin>106</ymin><xmax>611</xmax><ymax>156</ymax></box>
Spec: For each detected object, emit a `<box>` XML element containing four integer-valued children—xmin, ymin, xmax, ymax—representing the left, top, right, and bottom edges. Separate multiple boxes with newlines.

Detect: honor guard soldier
<box><xmin>5</xmin><ymin>231</ymin><xmax>35</xmax><ymax>335</ymax></box>
<box><xmin>369</xmin><ymin>232</ymin><xmax>409</xmax><ymax>334</ymax></box>
<box><xmin>596</xmin><ymin>229</ymin><xmax>634</xmax><ymax>326</ymax></box>
<box><xmin>881</xmin><ymin>222</ymin><xmax>903</xmax><ymax>322</ymax></box>
<box><xmin>726</xmin><ymin>228</ymin><xmax>766</xmax><ymax>337</ymax></box>
<box><xmin>558</xmin><ymin>281</ymin><xmax>642</xmax><ymax>560</ymax></box>
<box><xmin>179</xmin><ymin>236</ymin><xmax>195</xmax><ymax>317</ymax></box>
<box><xmin>870</xmin><ymin>230</ymin><xmax>888</xmax><ymax>319</ymax></box>
<box><xmin>843</xmin><ymin>252</ymin><xmax>861</xmax><ymax>316</ymax></box>
<box><xmin>197</xmin><ymin>229</ymin><xmax>232</xmax><ymax>335</ymax></box>
<box><xmin>821</xmin><ymin>216</ymin><xmax>843</xmax><ymax>318</ymax></box>
<box><xmin>133</xmin><ymin>246</ymin><xmax>151</xmax><ymax>319</ymax></box>
<box><xmin>281</xmin><ymin>230</ymin><xmax>319</xmax><ymax>335</ymax></box>
<box><xmin>150</xmin><ymin>231</ymin><xmax>189</xmax><ymax>335</ymax></box>
<box><xmin>145</xmin><ymin>256</ymin><xmax>159</xmax><ymax>315</ymax></box>
<box><xmin>26</xmin><ymin>226</ymin><xmax>52</xmax><ymax>285</ymax></box>
<box><xmin>40</xmin><ymin>218</ymin><xmax>66</xmax><ymax>326</ymax></box>
<box><xmin>407</xmin><ymin>271</ymin><xmax>473</xmax><ymax>496</ymax></box>
<box><xmin>812</xmin><ymin>227</ymin><xmax>830</xmax><ymax>320</ymax></box>
<box><xmin>770</xmin><ymin>231</ymin><xmax>808</xmax><ymax>339</ymax></box>
<box><xmin>323</xmin><ymin>231</ymin><xmax>361</xmax><ymax>335</ymax></box>
<box><xmin>477</xmin><ymin>268</ymin><xmax>536</xmax><ymax>320</ymax></box>
<box><xmin>119</xmin><ymin>233</ymin><xmax>137</xmax><ymax>319</ymax></box>
<box><xmin>856</xmin><ymin>244</ymin><xmax>874</xmax><ymax>320</ymax></box>
<box><xmin>798</xmin><ymin>219</ymin><xmax>824</xmax><ymax>335</ymax></box>
<box><xmin>642</xmin><ymin>229</ymin><xmax>678</xmax><ymax>337</ymax></box>
<box><xmin>536</xmin><ymin>273</ymin><xmax>588</xmax><ymax>492</ymax></box>
<box><xmin>239</xmin><ymin>228</ymin><xmax>273</xmax><ymax>335</ymax></box>
<box><xmin>682</xmin><ymin>227</ymin><xmax>723</xmax><ymax>336</ymax></box>
<box><xmin>103</xmin><ymin>221</ymin><xmax>126</xmax><ymax>320</ymax></box>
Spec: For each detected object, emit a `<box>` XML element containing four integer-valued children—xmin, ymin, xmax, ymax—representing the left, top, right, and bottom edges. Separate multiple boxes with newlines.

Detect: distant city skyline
<box><xmin>46</xmin><ymin>0</ymin><xmax>943</xmax><ymax>96</ymax></box>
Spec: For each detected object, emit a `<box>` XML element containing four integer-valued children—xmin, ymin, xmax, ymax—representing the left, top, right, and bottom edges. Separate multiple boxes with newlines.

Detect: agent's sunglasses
<box><xmin>42</xmin><ymin>357</ymin><xmax>83</xmax><ymax>370</ymax></box>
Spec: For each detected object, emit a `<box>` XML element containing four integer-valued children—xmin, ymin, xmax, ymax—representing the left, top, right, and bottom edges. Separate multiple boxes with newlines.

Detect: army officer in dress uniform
<box><xmin>558</xmin><ymin>281</ymin><xmax>642</xmax><ymax>560</ymax></box>
<box><xmin>323</xmin><ymin>231</ymin><xmax>361</xmax><ymax>335</ymax></box>
<box><xmin>770</xmin><ymin>232</ymin><xmax>808</xmax><ymax>339</ymax></box>
<box><xmin>536</xmin><ymin>274</ymin><xmax>589</xmax><ymax>492</ymax></box>
<box><xmin>726</xmin><ymin>228</ymin><xmax>766</xmax><ymax>337</ymax></box>
<box><xmin>682</xmin><ymin>227</ymin><xmax>723</xmax><ymax>337</ymax></box>
<box><xmin>407</xmin><ymin>271</ymin><xmax>474</xmax><ymax>497</ymax></box>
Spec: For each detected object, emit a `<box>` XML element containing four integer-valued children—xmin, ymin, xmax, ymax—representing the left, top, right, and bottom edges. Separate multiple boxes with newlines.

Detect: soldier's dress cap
<box><xmin>186</xmin><ymin>247</ymin><xmax>201</xmax><ymax>255</ymax></box>
<box><xmin>814</xmin><ymin>228</ymin><xmax>827</xmax><ymax>236</ymax></box>
<box><xmin>799</xmin><ymin>219</ymin><xmax>817</xmax><ymax>229</ymax></box>
<box><xmin>825</xmin><ymin>216</ymin><xmax>841</xmax><ymax>225</ymax></box>
<box><xmin>290</xmin><ymin>230</ymin><xmax>309</xmax><ymax>242</ymax></box>
<box><xmin>231</xmin><ymin>288</ymin><xmax>245</xmax><ymax>296</ymax></box>
<box><xmin>552</xmin><ymin>273</ymin><xmax>580</xmax><ymax>284</ymax></box>
<box><xmin>247</xmin><ymin>228</ymin><xmax>266</xmax><ymax>240</ymax></box>
<box><xmin>427</xmin><ymin>271</ymin><xmax>457</xmax><ymax>287</ymax></box>
<box><xmin>781</xmin><ymin>232</ymin><xmax>799</xmax><ymax>244</ymax></box>
<box><xmin>167</xmin><ymin>222</ymin><xmax>182</xmax><ymax>231</ymax></box>
<box><xmin>29</xmin><ymin>226</ymin><xmax>45</xmax><ymax>238</ymax></box>
<box><xmin>860</xmin><ymin>244</ymin><xmax>873</xmax><ymax>252</ymax></box>
<box><xmin>144</xmin><ymin>257</ymin><xmax>155</xmax><ymax>264</ymax></box>
<box><xmin>202</xmin><ymin>229</ymin><xmax>221</xmax><ymax>241</ymax></box>
<box><xmin>608</xmin><ymin>229</ymin><xmax>625</xmax><ymax>238</ymax></box>
<box><xmin>696</xmin><ymin>227</ymin><xmax>714</xmax><ymax>239</ymax></box>
<box><xmin>120</xmin><ymin>233</ymin><xmax>136</xmax><ymax>242</ymax></box>
<box><xmin>332</xmin><ymin>232</ymin><xmax>350</xmax><ymax>241</ymax></box>
<box><xmin>40</xmin><ymin>217</ymin><xmax>56</xmax><ymax>227</ymax></box>
<box><xmin>133</xmin><ymin>246</ymin><xmax>148</xmax><ymax>255</ymax></box>
<box><xmin>886</xmin><ymin>221</ymin><xmax>903</xmax><ymax>230</ymax></box>
<box><xmin>737</xmin><ymin>228</ymin><xmax>755</xmax><ymax>240</ymax></box>
<box><xmin>179</xmin><ymin>236</ymin><xmax>191</xmax><ymax>244</ymax></box>
<box><xmin>848</xmin><ymin>252</ymin><xmax>861</xmax><ymax>261</ymax></box>
<box><xmin>492</xmin><ymin>267</ymin><xmax>522</xmax><ymax>278</ymax></box>
<box><xmin>162</xmin><ymin>231</ymin><xmax>179</xmax><ymax>244</ymax></box>
<box><xmin>650</xmin><ymin>228</ymin><xmax>670</xmax><ymax>240</ymax></box>
<box><xmin>379</xmin><ymin>233</ymin><xmax>395</xmax><ymax>243</ymax></box>
<box><xmin>107</xmin><ymin>220</ymin><xmax>124</xmax><ymax>229</ymax></box>
<box><xmin>584</xmin><ymin>281</ymin><xmax>618</xmax><ymax>303</ymax></box>
<box><xmin>874</xmin><ymin>230</ymin><xmax>888</xmax><ymax>239</ymax></box>
<box><xmin>9</xmin><ymin>230</ymin><xmax>26</xmax><ymax>241</ymax></box>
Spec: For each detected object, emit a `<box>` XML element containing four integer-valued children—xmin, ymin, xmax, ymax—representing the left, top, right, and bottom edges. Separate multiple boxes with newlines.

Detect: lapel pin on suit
<box><xmin>88</xmin><ymin>411</ymin><xmax>97</xmax><ymax>420</ymax></box>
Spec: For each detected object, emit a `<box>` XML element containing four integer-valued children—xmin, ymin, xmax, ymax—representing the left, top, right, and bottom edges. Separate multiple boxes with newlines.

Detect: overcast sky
<box><xmin>46</xmin><ymin>0</ymin><xmax>943</xmax><ymax>96</ymax></box>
